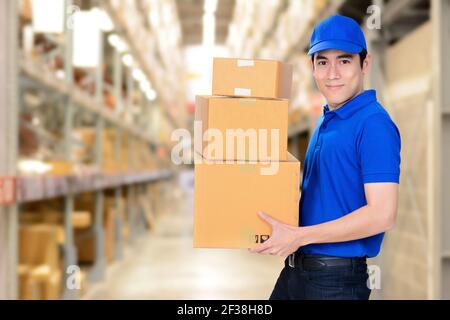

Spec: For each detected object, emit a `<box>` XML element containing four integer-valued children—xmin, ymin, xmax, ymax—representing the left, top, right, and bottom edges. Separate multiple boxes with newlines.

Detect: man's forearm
<box><xmin>298</xmin><ymin>205</ymin><xmax>395</xmax><ymax>247</ymax></box>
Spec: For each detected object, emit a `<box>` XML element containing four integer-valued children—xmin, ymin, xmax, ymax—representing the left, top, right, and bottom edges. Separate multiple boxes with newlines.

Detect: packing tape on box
<box><xmin>239</xmin><ymin>99</ymin><xmax>257</xmax><ymax>105</ymax></box>
<box><xmin>234</xmin><ymin>88</ymin><xmax>252</xmax><ymax>96</ymax></box>
<box><xmin>237</xmin><ymin>59</ymin><xmax>255</xmax><ymax>67</ymax></box>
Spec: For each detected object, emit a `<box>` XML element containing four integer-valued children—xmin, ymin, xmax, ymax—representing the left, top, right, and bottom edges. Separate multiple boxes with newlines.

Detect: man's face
<box><xmin>311</xmin><ymin>49</ymin><xmax>370</xmax><ymax>108</ymax></box>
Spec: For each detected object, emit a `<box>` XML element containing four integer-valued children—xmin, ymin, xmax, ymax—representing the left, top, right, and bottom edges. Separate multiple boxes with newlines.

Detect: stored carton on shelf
<box><xmin>74</xmin><ymin>198</ymin><xmax>116</xmax><ymax>264</ymax></box>
<box><xmin>47</xmin><ymin>160</ymin><xmax>73</xmax><ymax>175</ymax></box>
<box><xmin>19</xmin><ymin>224</ymin><xmax>60</xmax><ymax>271</ymax></box>
<box><xmin>20</xmin><ymin>208</ymin><xmax>92</xmax><ymax>229</ymax></box>
<box><xmin>70</xmin><ymin>127</ymin><xmax>159</xmax><ymax>173</ymax></box>
<box><xmin>18</xmin><ymin>224</ymin><xmax>62</xmax><ymax>300</ymax></box>
<box><xmin>18</xmin><ymin>265</ymin><xmax>62</xmax><ymax>300</ymax></box>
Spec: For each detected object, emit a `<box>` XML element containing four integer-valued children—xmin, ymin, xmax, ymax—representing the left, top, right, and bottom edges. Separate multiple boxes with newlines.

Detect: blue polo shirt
<box><xmin>298</xmin><ymin>90</ymin><xmax>401</xmax><ymax>258</ymax></box>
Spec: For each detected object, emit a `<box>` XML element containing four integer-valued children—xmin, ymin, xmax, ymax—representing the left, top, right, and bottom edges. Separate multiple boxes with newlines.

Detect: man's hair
<box><xmin>311</xmin><ymin>49</ymin><xmax>368</xmax><ymax>68</ymax></box>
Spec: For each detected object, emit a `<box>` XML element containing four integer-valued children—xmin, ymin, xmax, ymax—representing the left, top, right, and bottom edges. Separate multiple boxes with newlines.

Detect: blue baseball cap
<box><xmin>308</xmin><ymin>15</ymin><xmax>367</xmax><ymax>56</ymax></box>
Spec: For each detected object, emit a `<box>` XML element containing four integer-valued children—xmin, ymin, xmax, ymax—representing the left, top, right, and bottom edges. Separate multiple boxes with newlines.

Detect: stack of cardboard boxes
<box><xmin>69</xmin><ymin>128</ymin><xmax>163</xmax><ymax>174</ymax></box>
<box><xmin>194</xmin><ymin>58</ymin><xmax>301</xmax><ymax>249</ymax></box>
<box><xmin>71</xmin><ymin>128</ymin><xmax>129</xmax><ymax>174</ymax></box>
<box><xmin>18</xmin><ymin>203</ymin><xmax>92</xmax><ymax>300</ymax></box>
<box><xmin>73</xmin><ymin>194</ymin><xmax>119</xmax><ymax>265</ymax></box>
<box><xmin>18</xmin><ymin>224</ymin><xmax>62</xmax><ymax>300</ymax></box>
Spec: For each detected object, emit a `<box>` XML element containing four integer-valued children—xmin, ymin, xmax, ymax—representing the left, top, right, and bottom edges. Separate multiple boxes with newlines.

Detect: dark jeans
<box><xmin>269</xmin><ymin>256</ymin><xmax>371</xmax><ymax>300</ymax></box>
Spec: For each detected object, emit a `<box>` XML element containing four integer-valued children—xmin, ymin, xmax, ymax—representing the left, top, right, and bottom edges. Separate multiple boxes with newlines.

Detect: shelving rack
<box><xmin>0</xmin><ymin>0</ymin><xmax>19</xmax><ymax>301</ymax></box>
<box><xmin>0</xmin><ymin>0</ymin><xmax>176</xmax><ymax>300</ymax></box>
<box><xmin>355</xmin><ymin>0</ymin><xmax>449</xmax><ymax>300</ymax></box>
<box><xmin>432</xmin><ymin>0</ymin><xmax>450</xmax><ymax>300</ymax></box>
<box><xmin>102</xmin><ymin>1</ymin><xmax>184</xmax><ymax>131</ymax></box>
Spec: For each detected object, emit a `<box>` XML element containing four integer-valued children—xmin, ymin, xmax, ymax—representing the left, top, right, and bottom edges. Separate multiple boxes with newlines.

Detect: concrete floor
<box><xmin>84</xmin><ymin>177</ymin><xmax>284</xmax><ymax>300</ymax></box>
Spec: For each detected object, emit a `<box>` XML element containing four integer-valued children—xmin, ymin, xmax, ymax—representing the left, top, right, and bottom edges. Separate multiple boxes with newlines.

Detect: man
<box><xmin>250</xmin><ymin>15</ymin><xmax>401</xmax><ymax>300</ymax></box>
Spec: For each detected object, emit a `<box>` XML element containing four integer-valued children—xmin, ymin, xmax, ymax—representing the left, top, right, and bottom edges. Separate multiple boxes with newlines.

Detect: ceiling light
<box><xmin>91</xmin><ymin>7</ymin><xmax>114</xmax><ymax>32</ymax></box>
<box><xmin>122</xmin><ymin>54</ymin><xmax>134</xmax><ymax>67</ymax></box>
<box><xmin>204</xmin><ymin>0</ymin><xmax>218</xmax><ymax>13</ymax></box>
<box><xmin>146</xmin><ymin>89</ymin><xmax>157</xmax><ymax>101</ymax></box>
<box><xmin>202</xmin><ymin>13</ymin><xmax>216</xmax><ymax>47</ymax></box>
<box><xmin>31</xmin><ymin>0</ymin><xmax>65</xmax><ymax>33</ymax></box>
<box><xmin>72</xmin><ymin>10</ymin><xmax>101</xmax><ymax>67</ymax></box>
<box><xmin>140</xmin><ymin>80</ymin><xmax>152</xmax><ymax>92</ymax></box>
<box><xmin>132</xmin><ymin>68</ymin><xmax>146</xmax><ymax>82</ymax></box>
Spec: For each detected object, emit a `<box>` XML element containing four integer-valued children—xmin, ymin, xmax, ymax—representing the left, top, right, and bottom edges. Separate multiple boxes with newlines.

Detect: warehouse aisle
<box><xmin>84</xmin><ymin>171</ymin><xmax>284</xmax><ymax>300</ymax></box>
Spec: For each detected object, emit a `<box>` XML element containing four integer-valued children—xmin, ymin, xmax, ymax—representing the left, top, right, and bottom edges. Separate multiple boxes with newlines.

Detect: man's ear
<box><xmin>362</xmin><ymin>53</ymin><xmax>372</xmax><ymax>75</ymax></box>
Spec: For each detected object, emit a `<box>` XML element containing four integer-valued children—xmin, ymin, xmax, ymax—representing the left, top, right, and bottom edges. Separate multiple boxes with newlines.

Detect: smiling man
<box><xmin>250</xmin><ymin>15</ymin><xmax>401</xmax><ymax>300</ymax></box>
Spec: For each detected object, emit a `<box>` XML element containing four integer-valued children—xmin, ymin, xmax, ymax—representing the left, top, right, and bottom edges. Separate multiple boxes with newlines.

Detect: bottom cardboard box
<box><xmin>19</xmin><ymin>265</ymin><xmax>62</xmax><ymax>300</ymax></box>
<box><xmin>194</xmin><ymin>153</ymin><xmax>300</xmax><ymax>248</ymax></box>
<box><xmin>75</xmin><ymin>202</ymin><xmax>115</xmax><ymax>264</ymax></box>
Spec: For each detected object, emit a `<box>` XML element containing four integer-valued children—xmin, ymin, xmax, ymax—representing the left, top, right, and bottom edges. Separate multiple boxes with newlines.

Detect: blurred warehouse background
<box><xmin>0</xmin><ymin>0</ymin><xmax>449</xmax><ymax>300</ymax></box>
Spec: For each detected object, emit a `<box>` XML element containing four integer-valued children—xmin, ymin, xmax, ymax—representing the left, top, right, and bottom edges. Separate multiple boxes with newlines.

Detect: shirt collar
<box><xmin>323</xmin><ymin>90</ymin><xmax>377</xmax><ymax>119</ymax></box>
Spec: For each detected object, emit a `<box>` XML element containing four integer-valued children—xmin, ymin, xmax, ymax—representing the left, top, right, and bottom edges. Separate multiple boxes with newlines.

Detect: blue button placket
<box><xmin>308</xmin><ymin>111</ymin><xmax>336</xmax><ymax>179</ymax></box>
<box><xmin>314</xmin><ymin>111</ymin><xmax>335</xmax><ymax>154</ymax></box>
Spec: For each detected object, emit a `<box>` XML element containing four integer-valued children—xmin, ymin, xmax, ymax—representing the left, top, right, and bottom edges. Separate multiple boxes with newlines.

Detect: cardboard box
<box><xmin>18</xmin><ymin>265</ymin><xmax>62</xmax><ymax>300</ymax></box>
<box><xmin>19</xmin><ymin>225</ymin><xmax>60</xmax><ymax>271</ymax></box>
<box><xmin>21</xmin><ymin>0</ymin><xmax>33</xmax><ymax>20</ymax></box>
<box><xmin>19</xmin><ymin>224</ymin><xmax>62</xmax><ymax>300</ymax></box>
<box><xmin>18</xmin><ymin>265</ymin><xmax>35</xmax><ymax>300</ymax></box>
<box><xmin>20</xmin><ymin>209</ymin><xmax>91</xmax><ymax>229</ymax></box>
<box><xmin>194</xmin><ymin>153</ymin><xmax>300</xmax><ymax>248</ymax></box>
<box><xmin>46</xmin><ymin>160</ymin><xmax>73</xmax><ymax>175</ymax></box>
<box><xmin>104</xmin><ymin>201</ymin><xmax>116</xmax><ymax>263</ymax></box>
<box><xmin>212</xmin><ymin>58</ymin><xmax>293</xmax><ymax>99</ymax></box>
<box><xmin>75</xmin><ymin>199</ymin><xmax>115</xmax><ymax>264</ymax></box>
<box><xmin>71</xmin><ymin>128</ymin><xmax>131</xmax><ymax>173</ymax></box>
<box><xmin>42</xmin><ymin>268</ymin><xmax>62</xmax><ymax>300</ymax></box>
<box><xmin>195</xmin><ymin>96</ymin><xmax>288</xmax><ymax>161</ymax></box>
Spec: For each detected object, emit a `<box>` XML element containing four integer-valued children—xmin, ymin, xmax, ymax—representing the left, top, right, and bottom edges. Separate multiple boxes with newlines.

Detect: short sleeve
<box><xmin>357</xmin><ymin>113</ymin><xmax>401</xmax><ymax>184</ymax></box>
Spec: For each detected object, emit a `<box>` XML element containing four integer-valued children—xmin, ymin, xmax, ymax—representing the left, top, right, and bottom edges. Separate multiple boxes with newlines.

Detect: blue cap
<box><xmin>308</xmin><ymin>15</ymin><xmax>367</xmax><ymax>56</ymax></box>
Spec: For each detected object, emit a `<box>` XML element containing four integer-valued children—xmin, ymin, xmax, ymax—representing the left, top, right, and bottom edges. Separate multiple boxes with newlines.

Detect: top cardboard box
<box><xmin>212</xmin><ymin>58</ymin><xmax>293</xmax><ymax>99</ymax></box>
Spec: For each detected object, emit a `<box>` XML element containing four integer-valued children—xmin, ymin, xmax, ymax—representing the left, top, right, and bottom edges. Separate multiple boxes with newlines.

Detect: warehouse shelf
<box><xmin>102</xmin><ymin>0</ymin><xmax>185</xmax><ymax>130</ymax></box>
<box><xmin>248</xmin><ymin>2</ymin><xmax>286</xmax><ymax>58</ymax></box>
<box><xmin>5</xmin><ymin>0</ymin><xmax>180</xmax><ymax>300</ymax></box>
<box><xmin>17</xmin><ymin>170</ymin><xmax>172</xmax><ymax>203</ymax></box>
<box><xmin>288</xmin><ymin>119</ymin><xmax>310</xmax><ymax>138</ymax></box>
<box><xmin>227</xmin><ymin>1</ymin><xmax>287</xmax><ymax>58</ymax></box>
<box><xmin>421</xmin><ymin>0</ymin><xmax>449</xmax><ymax>300</ymax></box>
<box><xmin>16</xmin><ymin>169</ymin><xmax>173</xmax><ymax>300</ymax></box>
<box><xmin>19</xmin><ymin>57</ymin><xmax>156</xmax><ymax>145</ymax></box>
<box><xmin>283</xmin><ymin>0</ymin><xmax>345</xmax><ymax>60</ymax></box>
